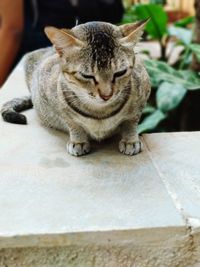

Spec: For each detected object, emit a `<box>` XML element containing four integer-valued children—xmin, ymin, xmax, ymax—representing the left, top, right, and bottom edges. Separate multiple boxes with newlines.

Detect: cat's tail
<box><xmin>1</xmin><ymin>96</ymin><xmax>33</xmax><ymax>125</ymax></box>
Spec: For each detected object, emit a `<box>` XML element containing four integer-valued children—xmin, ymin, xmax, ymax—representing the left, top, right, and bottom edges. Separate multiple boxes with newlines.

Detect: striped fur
<box><xmin>1</xmin><ymin>97</ymin><xmax>33</xmax><ymax>124</ymax></box>
<box><xmin>1</xmin><ymin>21</ymin><xmax>151</xmax><ymax>156</ymax></box>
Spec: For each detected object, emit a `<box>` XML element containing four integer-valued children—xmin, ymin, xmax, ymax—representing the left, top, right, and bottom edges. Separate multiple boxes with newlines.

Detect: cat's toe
<box><xmin>119</xmin><ymin>140</ymin><xmax>143</xmax><ymax>156</ymax></box>
<box><xmin>66</xmin><ymin>141</ymin><xmax>91</xmax><ymax>156</ymax></box>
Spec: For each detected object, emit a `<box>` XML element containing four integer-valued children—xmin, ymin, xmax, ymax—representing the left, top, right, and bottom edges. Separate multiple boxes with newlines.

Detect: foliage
<box><xmin>174</xmin><ymin>16</ymin><xmax>195</xmax><ymax>28</ymax></box>
<box><xmin>149</xmin><ymin>0</ymin><xmax>166</xmax><ymax>5</ymax></box>
<box><xmin>121</xmin><ymin>3</ymin><xmax>200</xmax><ymax>133</ymax></box>
<box><xmin>138</xmin><ymin>59</ymin><xmax>200</xmax><ymax>133</ymax></box>
<box><xmin>189</xmin><ymin>44</ymin><xmax>200</xmax><ymax>61</ymax></box>
<box><xmin>121</xmin><ymin>5</ymin><xmax>138</xmax><ymax>24</ymax></box>
<box><xmin>168</xmin><ymin>25</ymin><xmax>192</xmax><ymax>45</ymax></box>
<box><xmin>145</xmin><ymin>59</ymin><xmax>200</xmax><ymax>90</ymax></box>
<box><xmin>135</xmin><ymin>4</ymin><xmax>167</xmax><ymax>40</ymax></box>
<box><xmin>122</xmin><ymin>3</ymin><xmax>168</xmax><ymax>40</ymax></box>
<box><xmin>138</xmin><ymin>110</ymin><xmax>166</xmax><ymax>134</ymax></box>
<box><xmin>156</xmin><ymin>82</ymin><xmax>186</xmax><ymax>113</ymax></box>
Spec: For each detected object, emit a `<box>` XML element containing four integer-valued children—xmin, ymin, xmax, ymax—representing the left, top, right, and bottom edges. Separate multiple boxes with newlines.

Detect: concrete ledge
<box><xmin>0</xmin><ymin>65</ymin><xmax>200</xmax><ymax>266</ymax></box>
<box><xmin>0</xmin><ymin>234</ymin><xmax>195</xmax><ymax>267</ymax></box>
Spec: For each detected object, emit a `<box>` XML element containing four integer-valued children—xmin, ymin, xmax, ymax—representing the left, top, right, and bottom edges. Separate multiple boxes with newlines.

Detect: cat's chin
<box><xmin>89</xmin><ymin>97</ymin><xmax>116</xmax><ymax>107</ymax></box>
<box><xmin>96</xmin><ymin>99</ymin><xmax>113</xmax><ymax>105</ymax></box>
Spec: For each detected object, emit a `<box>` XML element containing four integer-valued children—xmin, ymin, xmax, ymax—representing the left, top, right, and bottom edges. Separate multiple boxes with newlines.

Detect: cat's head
<box><xmin>45</xmin><ymin>21</ymin><xmax>148</xmax><ymax>105</ymax></box>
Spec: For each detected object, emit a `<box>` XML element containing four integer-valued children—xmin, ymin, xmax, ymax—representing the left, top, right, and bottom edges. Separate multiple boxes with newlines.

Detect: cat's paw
<box><xmin>66</xmin><ymin>141</ymin><xmax>91</xmax><ymax>157</ymax></box>
<box><xmin>119</xmin><ymin>140</ymin><xmax>143</xmax><ymax>156</ymax></box>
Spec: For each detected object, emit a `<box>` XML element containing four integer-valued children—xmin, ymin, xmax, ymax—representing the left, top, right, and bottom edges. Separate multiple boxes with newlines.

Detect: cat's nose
<box><xmin>98</xmin><ymin>90</ymin><xmax>113</xmax><ymax>101</ymax></box>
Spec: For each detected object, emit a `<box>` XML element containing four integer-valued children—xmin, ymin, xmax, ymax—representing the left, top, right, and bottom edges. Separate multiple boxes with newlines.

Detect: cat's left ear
<box><xmin>44</xmin><ymin>26</ymin><xmax>84</xmax><ymax>56</ymax></box>
<box><xmin>119</xmin><ymin>19</ymin><xmax>150</xmax><ymax>47</ymax></box>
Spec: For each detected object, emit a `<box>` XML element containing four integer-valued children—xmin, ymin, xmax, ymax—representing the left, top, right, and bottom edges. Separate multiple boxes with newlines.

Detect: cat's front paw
<box><xmin>66</xmin><ymin>141</ymin><xmax>91</xmax><ymax>157</ymax></box>
<box><xmin>119</xmin><ymin>140</ymin><xmax>143</xmax><ymax>156</ymax></box>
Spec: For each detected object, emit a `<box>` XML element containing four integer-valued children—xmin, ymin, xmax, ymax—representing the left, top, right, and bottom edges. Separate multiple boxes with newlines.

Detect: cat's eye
<box><xmin>112</xmin><ymin>69</ymin><xmax>127</xmax><ymax>82</ymax></box>
<box><xmin>80</xmin><ymin>73</ymin><xmax>97</xmax><ymax>84</ymax></box>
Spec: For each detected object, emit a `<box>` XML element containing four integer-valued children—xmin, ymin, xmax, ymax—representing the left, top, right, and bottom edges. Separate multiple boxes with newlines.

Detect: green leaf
<box><xmin>156</xmin><ymin>82</ymin><xmax>186</xmax><ymax>112</ymax></box>
<box><xmin>174</xmin><ymin>16</ymin><xmax>195</xmax><ymax>28</ymax></box>
<box><xmin>189</xmin><ymin>44</ymin><xmax>200</xmax><ymax>61</ymax></box>
<box><xmin>138</xmin><ymin>110</ymin><xmax>166</xmax><ymax>133</ymax></box>
<box><xmin>134</xmin><ymin>4</ymin><xmax>168</xmax><ymax>40</ymax></box>
<box><xmin>178</xmin><ymin>49</ymin><xmax>193</xmax><ymax>68</ymax></box>
<box><xmin>121</xmin><ymin>6</ymin><xmax>138</xmax><ymax>24</ymax></box>
<box><xmin>145</xmin><ymin>59</ymin><xmax>200</xmax><ymax>90</ymax></box>
<box><xmin>143</xmin><ymin>104</ymin><xmax>156</xmax><ymax>115</ymax></box>
<box><xmin>168</xmin><ymin>25</ymin><xmax>192</xmax><ymax>45</ymax></box>
<box><xmin>150</xmin><ymin>0</ymin><xmax>166</xmax><ymax>4</ymax></box>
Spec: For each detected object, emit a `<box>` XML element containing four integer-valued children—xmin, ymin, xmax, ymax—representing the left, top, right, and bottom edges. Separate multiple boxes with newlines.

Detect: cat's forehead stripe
<box><xmin>85</xmin><ymin>23</ymin><xmax>116</xmax><ymax>70</ymax></box>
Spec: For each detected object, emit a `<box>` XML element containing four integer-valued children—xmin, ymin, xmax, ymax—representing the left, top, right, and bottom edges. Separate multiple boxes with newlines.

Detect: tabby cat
<box><xmin>1</xmin><ymin>20</ymin><xmax>151</xmax><ymax>156</ymax></box>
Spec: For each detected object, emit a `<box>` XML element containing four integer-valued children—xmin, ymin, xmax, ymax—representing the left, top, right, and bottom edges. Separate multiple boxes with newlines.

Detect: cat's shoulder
<box><xmin>134</xmin><ymin>55</ymin><xmax>150</xmax><ymax>82</ymax></box>
<box><xmin>132</xmin><ymin>55</ymin><xmax>151</xmax><ymax>99</ymax></box>
<box><xmin>134</xmin><ymin>55</ymin><xmax>146</xmax><ymax>70</ymax></box>
<box><xmin>23</xmin><ymin>47</ymin><xmax>56</xmax><ymax>70</ymax></box>
<box><xmin>23</xmin><ymin>47</ymin><xmax>58</xmax><ymax>89</ymax></box>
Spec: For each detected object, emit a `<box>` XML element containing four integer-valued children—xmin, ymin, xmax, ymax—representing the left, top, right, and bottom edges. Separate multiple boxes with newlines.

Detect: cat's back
<box><xmin>23</xmin><ymin>47</ymin><xmax>55</xmax><ymax>90</ymax></box>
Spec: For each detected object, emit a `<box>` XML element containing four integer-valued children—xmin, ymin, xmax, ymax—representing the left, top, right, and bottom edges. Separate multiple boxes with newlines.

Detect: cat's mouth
<box><xmin>62</xmin><ymin>82</ymin><xmax>131</xmax><ymax>119</ymax></box>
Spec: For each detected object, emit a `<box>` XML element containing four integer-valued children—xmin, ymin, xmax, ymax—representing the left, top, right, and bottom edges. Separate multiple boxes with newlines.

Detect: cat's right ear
<box><xmin>44</xmin><ymin>26</ymin><xmax>84</xmax><ymax>56</ymax></box>
<box><xmin>119</xmin><ymin>19</ymin><xmax>150</xmax><ymax>47</ymax></box>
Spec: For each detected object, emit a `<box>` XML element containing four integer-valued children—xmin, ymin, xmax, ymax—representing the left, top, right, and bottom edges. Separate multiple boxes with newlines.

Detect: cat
<box><xmin>1</xmin><ymin>20</ymin><xmax>151</xmax><ymax>156</ymax></box>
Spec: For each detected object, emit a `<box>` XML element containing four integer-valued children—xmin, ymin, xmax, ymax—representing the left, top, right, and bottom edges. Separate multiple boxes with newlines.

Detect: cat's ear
<box><xmin>119</xmin><ymin>19</ymin><xmax>150</xmax><ymax>47</ymax></box>
<box><xmin>44</xmin><ymin>26</ymin><xmax>84</xmax><ymax>56</ymax></box>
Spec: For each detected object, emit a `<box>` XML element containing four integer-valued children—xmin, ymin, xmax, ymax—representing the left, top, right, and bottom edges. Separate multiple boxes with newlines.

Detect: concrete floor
<box><xmin>0</xmin><ymin>61</ymin><xmax>200</xmax><ymax>267</ymax></box>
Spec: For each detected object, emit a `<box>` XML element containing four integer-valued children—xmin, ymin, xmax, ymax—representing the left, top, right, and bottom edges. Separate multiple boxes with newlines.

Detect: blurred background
<box><xmin>124</xmin><ymin>0</ymin><xmax>195</xmax><ymax>17</ymax></box>
<box><xmin>1</xmin><ymin>0</ymin><xmax>200</xmax><ymax>134</ymax></box>
<box><xmin>121</xmin><ymin>0</ymin><xmax>200</xmax><ymax>134</ymax></box>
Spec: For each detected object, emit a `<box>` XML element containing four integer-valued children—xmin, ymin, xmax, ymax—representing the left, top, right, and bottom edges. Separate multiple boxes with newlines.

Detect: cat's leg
<box><xmin>119</xmin><ymin>120</ymin><xmax>142</xmax><ymax>156</ymax></box>
<box><xmin>67</xmin><ymin>125</ymin><xmax>91</xmax><ymax>157</ymax></box>
<box><xmin>39</xmin><ymin>111</ymin><xmax>90</xmax><ymax>156</ymax></box>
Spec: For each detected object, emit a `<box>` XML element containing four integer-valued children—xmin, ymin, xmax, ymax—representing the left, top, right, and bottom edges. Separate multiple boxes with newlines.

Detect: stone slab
<box><xmin>144</xmin><ymin>132</ymin><xmax>200</xmax><ymax>231</ymax></box>
<box><xmin>144</xmin><ymin>132</ymin><xmax>200</xmax><ymax>264</ymax></box>
<box><xmin>0</xmin><ymin>65</ymin><xmax>186</xmax><ymax>250</ymax></box>
<box><xmin>2</xmin><ymin>62</ymin><xmax>200</xmax><ymax>266</ymax></box>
